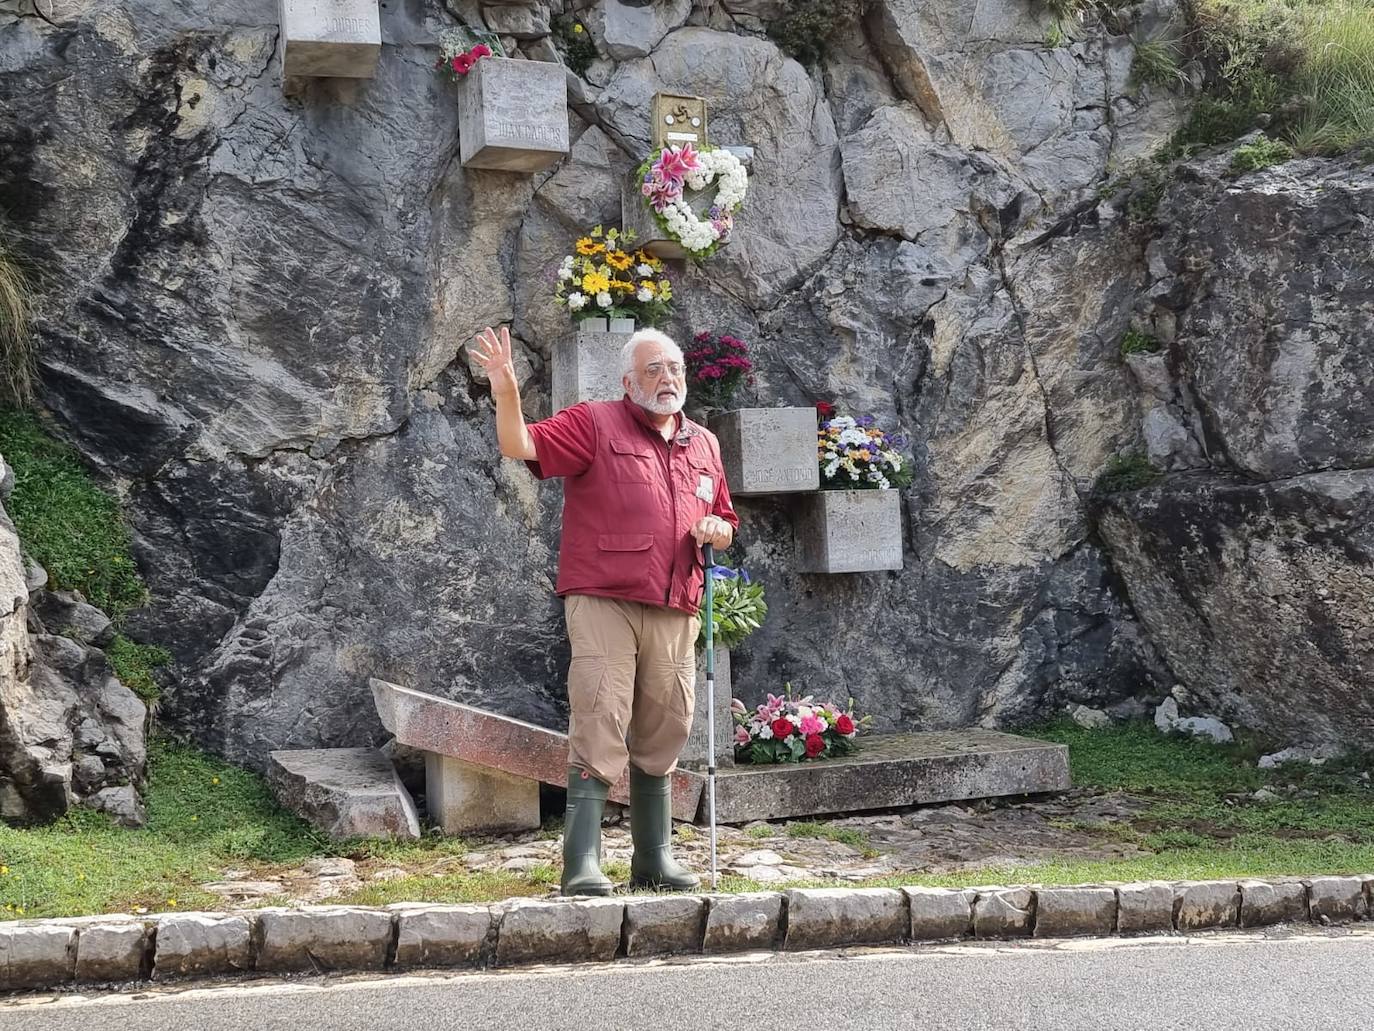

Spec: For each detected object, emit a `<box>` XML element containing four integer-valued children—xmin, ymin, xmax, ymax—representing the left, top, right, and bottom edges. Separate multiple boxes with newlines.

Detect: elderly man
<box><xmin>470</xmin><ymin>325</ymin><xmax>738</xmax><ymax>895</ymax></box>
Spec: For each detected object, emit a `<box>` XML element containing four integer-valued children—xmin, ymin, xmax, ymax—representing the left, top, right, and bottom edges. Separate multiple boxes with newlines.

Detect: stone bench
<box><xmin>370</xmin><ymin>678</ymin><xmax>704</xmax><ymax>834</ymax></box>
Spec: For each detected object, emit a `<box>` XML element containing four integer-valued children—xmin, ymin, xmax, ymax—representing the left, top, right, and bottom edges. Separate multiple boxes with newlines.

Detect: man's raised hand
<box><xmin>469</xmin><ymin>326</ymin><xmax>520</xmax><ymax>397</ymax></box>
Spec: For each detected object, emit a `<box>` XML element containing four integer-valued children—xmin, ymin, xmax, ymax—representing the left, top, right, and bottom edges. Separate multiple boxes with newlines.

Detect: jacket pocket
<box><xmin>608</xmin><ymin>438</ymin><xmax>656</xmax><ymax>482</ymax></box>
<box><xmin>598</xmin><ymin>533</ymin><xmax>655</xmax><ymax>552</ymax></box>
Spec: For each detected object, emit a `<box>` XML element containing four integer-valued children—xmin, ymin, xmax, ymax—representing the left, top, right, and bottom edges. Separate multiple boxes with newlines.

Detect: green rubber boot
<box><xmin>628</xmin><ymin>766</ymin><xmax>701</xmax><ymax>891</ymax></box>
<box><xmin>561</xmin><ymin>768</ymin><xmax>613</xmax><ymax>897</ymax></box>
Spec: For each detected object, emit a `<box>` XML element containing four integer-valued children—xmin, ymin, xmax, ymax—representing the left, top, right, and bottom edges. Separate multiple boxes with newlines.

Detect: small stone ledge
<box><xmin>3</xmin><ymin>874</ymin><xmax>1371</xmax><ymax>992</ymax></box>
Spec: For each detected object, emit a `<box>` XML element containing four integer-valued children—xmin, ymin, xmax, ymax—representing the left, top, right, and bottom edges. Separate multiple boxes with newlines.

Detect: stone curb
<box><xmin>3</xmin><ymin>875</ymin><xmax>1370</xmax><ymax>992</ymax></box>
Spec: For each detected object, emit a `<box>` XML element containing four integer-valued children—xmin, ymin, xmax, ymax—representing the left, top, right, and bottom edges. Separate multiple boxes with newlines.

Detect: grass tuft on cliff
<box><xmin>1165</xmin><ymin>0</ymin><xmax>1374</xmax><ymax>157</ymax></box>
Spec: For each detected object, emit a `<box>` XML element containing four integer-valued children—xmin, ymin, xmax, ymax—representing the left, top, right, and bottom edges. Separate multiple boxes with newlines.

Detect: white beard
<box><xmin>629</xmin><ymin>381</ymin><xmax>685</xmax><ymax>416</ymax></box>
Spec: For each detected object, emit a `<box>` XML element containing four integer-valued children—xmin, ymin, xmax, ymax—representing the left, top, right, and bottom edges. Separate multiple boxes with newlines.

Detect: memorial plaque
<box><xmin>681</xmin><ymin>646</ymin><xmax>733</xmax><ymax>770</ymax></box>
<box><xmin>651</xmin><ymin>93</ymin><xmax>708</xmax><ymax>150</ymax></box>
<box><xmin>710</xmin><ymin>408</ymin><xmax>820</xmax><ymax>495</ymax></box>
<box><xmin>279</xmin><ymin>0</ymin><xmax>382</xmax><ymax>79</ymax></box>
<box><xmin>795</xmin><ymin>489</ymin><xmax>904</xmax><ymax>574</ymax></box>
<box><xmin>457</xmin><ymin>57</ymin><xmax>569</xmax><ymax>172</ymax></box>
<box><xmin>551</xmin><ymin>326</ymin><xmax>633</xmax><ymax>412</ymax></box>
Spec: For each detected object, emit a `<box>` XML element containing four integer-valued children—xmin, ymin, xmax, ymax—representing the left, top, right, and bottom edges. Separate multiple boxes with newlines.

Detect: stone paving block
<box><xmin>1116</xmin><ymin>882</ymin><xmax>1174</xmax><ymax>933</ymax></box>
<box><xmin>0</xmin><ymin>923</ymin><xmax>74</xmax><ymax>990</ymax></box>
<box><xmin>152</xmin><ymin>912</ymin><xmax>253</xmax><ymax>979</ymax></box>
<box><xmin>902</xmin><ymin>887</ymin><xmax>974</xmax><ymax>941</ymax></box>
<box><xmin>1239</xmin><ymin>880</ymin><xmax>1309</xmax><ymax>928</ymax></box>
<box><xmin>392</xmin><ymin>904</ymin><xmax>492</xmax><ymax>968</ymax></box>
<box><xmin>973</xmin><ymin>888</ymin><xmax>1034</xmax><ymax>938</ymax></box>
<box><xmin>494</xmin><ymin>898</ymin><xmax>624</xmax><ymax>966</ymax></box>
<box><xmin>1173</xmin><ymin>881</ymin><xmax>1240</xmax><ymax>930</ymax></box>
<box><xmin>256</xmin><ymin>907</ymin><xmax>393</xmax><ymax>973</ymax></box>
<box><xmin>1033</xmin><ymin>887</ymin><xmax>1117</xmax><ymax>938</ymax></box>
<box><xmin>1305</xmin><ymin>876</ymin><xmax>1367</xmax><ymax>923</ymax></box>
<box><xmin>622</xmin><ymin>896</ymin><xmax>706</xmax><ymax>957</ymax></box>
<box><xmin>74</xmin><ymin>920</ymin><xmax>148</xmax><ymax>982</ymax></box>
<box><xmin>702</xmin><ymin>893</ymin><xmax>783</xmax><ymax>953</ymax></box>
<box><xmin>784</xmin><ymin>888</ymin><xmax>907</xmax><ymax>951</ymax></box>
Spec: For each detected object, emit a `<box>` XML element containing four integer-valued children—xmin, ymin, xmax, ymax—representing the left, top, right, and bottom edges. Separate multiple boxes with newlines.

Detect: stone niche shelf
<box><xmin>457</xmin><ymin>57</ymin><xmax>569</xmax><ymax>172</ymax></box>
<box><xmin>279</xmin><ymin>0</ymin><xmax>383</xmax><ymax>78</ymax></box>
<box><xmin>709</xmin><ymin>408</ymin><xmax>820</xmax><ymax>496</ymax></box>
<box><xmin>551</xmin><ymin>321</ymin><xmax>635</xmax><ymax>412</ymax></box>
<box><xmin>794</xmin><ymin>488</ymin><xmax>903</xmax><ymax>574</ymax></box>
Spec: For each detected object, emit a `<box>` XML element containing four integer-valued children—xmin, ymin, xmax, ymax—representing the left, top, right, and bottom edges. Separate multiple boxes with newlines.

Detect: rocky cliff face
<box><xmin>0</xmin><ymin>0</ymin><xmax>1367</xmax><ymax>766</ymax></box>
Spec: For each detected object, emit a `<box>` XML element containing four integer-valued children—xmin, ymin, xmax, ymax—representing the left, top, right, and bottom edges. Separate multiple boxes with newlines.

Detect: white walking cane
<box><xmin>701</xmin><ymin>542</ymin><xmax>720</xmax><ymax>890</ymax></box>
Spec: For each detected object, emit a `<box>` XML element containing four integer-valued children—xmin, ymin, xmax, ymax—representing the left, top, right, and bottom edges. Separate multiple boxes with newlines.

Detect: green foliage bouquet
<box><xmin>697</xmin><ymin>564</ymin><xmax>766</xmax><ymax>650</ymax></box>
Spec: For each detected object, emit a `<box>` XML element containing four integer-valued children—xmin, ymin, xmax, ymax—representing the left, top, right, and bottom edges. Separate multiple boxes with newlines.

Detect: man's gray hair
<box><xmin>620</xmin><ymin>328</ymin><xmax>683</xmax><ymax>379</ymax></box>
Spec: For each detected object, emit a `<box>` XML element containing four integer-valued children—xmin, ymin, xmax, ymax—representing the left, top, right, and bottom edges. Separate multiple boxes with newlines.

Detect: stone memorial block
<box><xmin>457</xmin><ymin>58</ymin><xmax>569</xmax><ymax>172</ymax></box>
<box><xmin>681</xmin><ymin>646</ymin><xmax>732</xmax><ymax>769</ymax></box>
<box><xmin>710</xmin><ymin>408</ymin><xmax>820</xmax><ymax>495</ymax></box>
<box><xmin>794</xmin><ymin>489</ymin><xmax>903</xmax><ymax>574</ymax></box>
<box><xmin>279</xmin><ymin>0</ymin><xmax>382</xmax><ymax>79</ymax></box>
<box><xmin>551</xmin><ymin>325</ymin><xmax>632</xmax><ymax>412</ymax></box>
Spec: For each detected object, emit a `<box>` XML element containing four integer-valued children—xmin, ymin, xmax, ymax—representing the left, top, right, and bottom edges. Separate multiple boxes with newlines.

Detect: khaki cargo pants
<box><xmin>564</xmin><ymin>593</ymin><xmax>699</xmax><ymax>785</ymax></box>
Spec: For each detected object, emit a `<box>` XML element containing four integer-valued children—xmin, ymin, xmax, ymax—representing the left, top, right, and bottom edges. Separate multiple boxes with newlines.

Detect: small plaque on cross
<box><xmin>651</xmin><ymin>93</ymin><xmax>708</xmax><ymax>150</ymax></box>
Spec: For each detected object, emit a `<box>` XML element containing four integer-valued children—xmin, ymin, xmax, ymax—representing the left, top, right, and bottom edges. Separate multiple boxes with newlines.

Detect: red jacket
<box><xmin>526</xmin><ymin>397</ymin><xmax>739</xmax><ymax>615</ymax></box>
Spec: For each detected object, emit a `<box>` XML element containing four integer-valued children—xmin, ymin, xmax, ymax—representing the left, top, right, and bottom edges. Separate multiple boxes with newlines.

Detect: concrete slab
<box><xmin>371</xmin><ymin>678</ymin><xmax>704</xmax><ymax>822</ymax></box>
<box><xmin>267</xmin><ymin>747</ymin><xmax>421</xmax><ymax>840</ymax></box>
<box><xmin>703</xmin><ymin>729</ymin><xmax>1070</xmax><ymax>823</ymax></box>
<box><xmin>426</xmin><ymin>753</ymin><xmax>540</xmax><ymax>835</ymax></box>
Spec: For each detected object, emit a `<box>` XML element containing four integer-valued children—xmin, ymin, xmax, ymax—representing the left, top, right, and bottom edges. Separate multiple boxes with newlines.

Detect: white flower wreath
<box><xmin>641</xmin><ymin>146</ymin><xmax>748</xmax><ymax>258</ymax></box>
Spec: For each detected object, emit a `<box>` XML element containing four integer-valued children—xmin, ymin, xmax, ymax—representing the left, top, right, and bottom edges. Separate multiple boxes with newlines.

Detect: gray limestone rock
<box><xmin>1099</xmin><ymin>472</ymin><xmax>1374</xmax><ymax>750</ymax></box>
<box><xmin>0</xmin><ymin>923</ymin><xmax>74</xmax><ymax>990</ymax></box>
<box><xmin>1238</xmin><ymin>880</ymin><xmax>1308</xmax><ymax>928</ymax></box>
<box><xmin>1116</xmin><ymin>881</ymin><xmax>1173</xmax><ymax>933</ymax></box>
<box><xmin>903</xmin><ymin>887</ymin><xmax>974</xmax><ymax>940</ymax></box>
<box><xmin>1173</xmin><ymin>880</ymin><xmax>1240</xmax><ymax>930</ymax></box>
<box><xmin>1304</xmin><ymin>876</ymin><xmax>1367</xmax><ymax>923</ymax></box>
<box><xmin>973</xmin><ymin>887</ymin><xmax>1034</xmax><ymax>938</ymax></box>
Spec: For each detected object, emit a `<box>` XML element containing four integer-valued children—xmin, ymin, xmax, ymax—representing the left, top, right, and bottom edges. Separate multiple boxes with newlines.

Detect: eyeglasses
<box><xmin>642</xmin><ymin>361</ymin><xmax>685</xmax><ymax>380</ymax></box>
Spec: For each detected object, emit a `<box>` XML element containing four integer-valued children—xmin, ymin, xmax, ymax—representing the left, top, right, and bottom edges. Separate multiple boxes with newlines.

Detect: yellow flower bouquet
<box><xmin>554</xmin><ymin>225</ymin><xmax>674</xmax><ymax>327</ymax></box>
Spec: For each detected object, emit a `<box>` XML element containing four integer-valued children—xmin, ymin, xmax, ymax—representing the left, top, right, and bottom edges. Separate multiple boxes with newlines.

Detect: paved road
<box><xmin>5</xmin><ymin>926</ymin><xmax>1372</xmax><ymax>1031</ymax></box>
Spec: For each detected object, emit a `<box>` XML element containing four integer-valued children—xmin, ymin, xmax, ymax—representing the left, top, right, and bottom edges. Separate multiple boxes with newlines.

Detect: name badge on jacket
<box><xmin>696</xmin><ymin>474</ymin><xmax>714</xmax><ymax>502</ymax></box>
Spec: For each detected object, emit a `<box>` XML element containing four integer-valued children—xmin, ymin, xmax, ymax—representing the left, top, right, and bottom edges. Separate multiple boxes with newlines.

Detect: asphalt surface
<box><xmin>5</xmin><ymin>925</ymin><xmax>1372</xmax><ymax>1031</ymax></box>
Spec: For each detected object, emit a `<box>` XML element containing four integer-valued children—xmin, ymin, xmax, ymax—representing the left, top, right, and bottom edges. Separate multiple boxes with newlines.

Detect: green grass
<box><xmin>769</xmin><ymin>0</ymin><xmax>869</xmax><ymax>67</ymax></box>
<box><xmin>1133</xmin><ymin>37</ymin><xmax>1187</xmax><ymax>89</ymax></box>
<box><xmin>105</xmin><ymin>635</ymin><xmax>172</xmax><ymax>702</ymax></box>
<box><xmin>0</xmin><ymin>409</ymin><xmax>147</xmax><ymax>619</ymax></box>
<box><xmin>1094</xmin><ymin>452</ymin><xmax>1161</xmax><ymax>493</ymax></box>
<box><xmin>786</xmin><ymin>821</ymin><xmax>881</xmax><ymax>858</ymax></box>
<box><xmin>1161</xmin><ymin>0</ymin><xmax>1374</xmax><ymax>158</ymax></box>
<box><xmin>5</xmin><ymin>720</ymin><xmax>1371</xmax><ymax>919</ymax></box>
<box><xmin>0</xmin><ymin>231</ymin><xmax>35</xmax><ymax>409</ymax></box>
<box><xmin>1120</xmin><ymin>328</ymin><xmax>1163</xmax><ymax>356</ymax></box>
<box><xmin>1230</xmin><ymin>135</ymin><xmax>1296</xmax><ymax>173</ymax></box>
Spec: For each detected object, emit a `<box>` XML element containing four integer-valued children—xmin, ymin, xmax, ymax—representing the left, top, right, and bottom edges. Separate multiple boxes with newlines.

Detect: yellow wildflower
<box><xmin>211</xmin><ymin>776</ymin><xmax>220</xmax><ymax>785</ymax></box>
<box><xmin>582</xmin><ymin>271</ymin><xmax>611</xmax><ymax>294</ymax></box>
<box><xmin>167</xmin><ymin>899</ymin><xmax>177</xmax><ymax>908</ymax></box>
<box><xmin>573</xmin><ymin>23</ymin><xmax>584</xmax><ymax>34</ymax></box>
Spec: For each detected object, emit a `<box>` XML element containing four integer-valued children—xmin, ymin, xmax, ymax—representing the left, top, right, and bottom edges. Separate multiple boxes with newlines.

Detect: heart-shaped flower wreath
<box><xmin>636</xmin><ymin>142</ymin><xmax>748</xmax><ymax>259</ymax></box>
